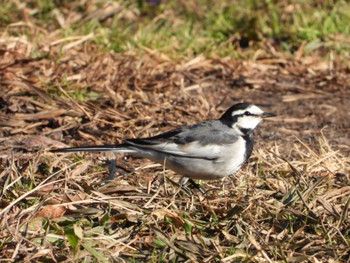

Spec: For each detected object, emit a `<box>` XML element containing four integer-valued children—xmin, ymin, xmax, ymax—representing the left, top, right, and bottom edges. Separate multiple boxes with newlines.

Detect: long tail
<box><xmin>51</xmin><ymin>143</ymin><xmax>135</xmax><ymax>153</ymax></box>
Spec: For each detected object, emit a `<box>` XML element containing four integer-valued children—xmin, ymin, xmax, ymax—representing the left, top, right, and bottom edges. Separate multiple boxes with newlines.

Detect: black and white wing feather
<box><xmin>52</xmin><ymin>120</ymin><xmax>239</xmax><ymax>160</ymax></box>
<box><xmin>123</xmin><ymin>120</ymin><xmax>239</xmax><ymax>160</ymax></box>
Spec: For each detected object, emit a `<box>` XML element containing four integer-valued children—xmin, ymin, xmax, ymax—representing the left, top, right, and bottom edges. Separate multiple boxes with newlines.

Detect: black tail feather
<box><xmin>51</xmin><ymin>144</ymin><xmax>130</xmax><ymax>153</ymax></box>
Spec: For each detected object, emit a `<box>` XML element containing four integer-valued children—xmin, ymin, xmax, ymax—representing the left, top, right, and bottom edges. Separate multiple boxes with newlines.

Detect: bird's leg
<box><xmin>179</xmin><ymin>176</ymin><xmax>206</xmax><ymax>195</ymax></box>
<box><xmin>105</xmin><ymin>159</ymin><xmax>117</xmax><ymax>180</ymax></box>
<box><xmin>104</xmin><ymin>158</ymin><xmax>135</xmax><ymax>181</ymax></box>
<box><xmin>187</xmin><ymin>178</ymin><xmax>206</xmax><ymax>194</ymax></box>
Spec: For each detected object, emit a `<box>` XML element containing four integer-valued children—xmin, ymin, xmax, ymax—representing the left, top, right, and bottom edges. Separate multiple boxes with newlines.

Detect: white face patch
<box><xmin>235</xmin><ymin>115</ymin><xmax>263</xmax><ymax>130</ymax></box>
<box><xmin>231</xmin><ymin>105</ymin><xmax>265</xmax><ymax>130</ymax></box>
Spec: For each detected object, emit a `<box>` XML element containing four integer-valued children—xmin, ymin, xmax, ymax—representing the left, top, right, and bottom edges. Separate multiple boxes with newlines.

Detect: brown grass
<box><xmin>1</xmin><ymin>6</ymin><xmax>350</xmax><ymax>262</ymax></box>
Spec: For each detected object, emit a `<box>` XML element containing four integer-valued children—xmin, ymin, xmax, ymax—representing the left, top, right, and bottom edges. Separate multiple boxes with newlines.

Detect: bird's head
<box><xmin>220</xmin><ymin>103</ymin><xmax>276</xmax><ymax>131</ymax></box>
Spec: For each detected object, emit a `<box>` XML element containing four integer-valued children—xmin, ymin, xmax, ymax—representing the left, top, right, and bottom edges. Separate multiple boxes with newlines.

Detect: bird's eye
<box><xmin>244</xmin><ymin>111</ymin><xmax>252</xmax><ymax>116</ymax></box>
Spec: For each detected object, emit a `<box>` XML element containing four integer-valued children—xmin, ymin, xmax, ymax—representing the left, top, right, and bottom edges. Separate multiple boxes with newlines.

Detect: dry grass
<box><xmin>1</xmin><ymin>1</ymin><xmax>350</xmax><ymax>262</ymax></box>
<box><xmin>0</xmin><ymin>129</ymin><xmax>349</xmax><ymax>262</ymax></box>
<box><xmin>1</xmin><ymin>39</ymin><xmax>349</xmax><ymax>262</ymax></box>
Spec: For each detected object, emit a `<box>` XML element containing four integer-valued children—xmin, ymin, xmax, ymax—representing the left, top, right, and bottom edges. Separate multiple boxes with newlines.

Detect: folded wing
<box><xmin>125</xmin><ymin>121</ymin><xmax>239</xmax><ymax>160</ymax></box>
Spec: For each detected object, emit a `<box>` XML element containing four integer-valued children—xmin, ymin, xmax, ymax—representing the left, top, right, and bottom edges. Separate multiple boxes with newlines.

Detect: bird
<box><xmin>52</xmin><ymin>103</ymin><xmax>276</xmax><ymax>180</ymax></box>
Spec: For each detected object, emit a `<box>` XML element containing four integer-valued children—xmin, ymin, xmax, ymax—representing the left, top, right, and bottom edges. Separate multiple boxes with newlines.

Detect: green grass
<box><xmin>1</xmin><ymin>0</ymin><xmax>349</xmax><ymax>58</ymax></box>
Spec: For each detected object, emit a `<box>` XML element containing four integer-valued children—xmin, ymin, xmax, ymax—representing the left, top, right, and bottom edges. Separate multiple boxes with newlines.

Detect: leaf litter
<box><xmin>0</xmin><ymin>25</ymin><xmax>349</xmax><ymax>263</ymax></box>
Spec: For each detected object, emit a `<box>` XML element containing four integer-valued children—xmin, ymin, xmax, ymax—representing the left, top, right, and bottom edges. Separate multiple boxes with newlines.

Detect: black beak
<box><xmin>261</xmin><ymin>111</ymin><xmax>276</xmax><ymax>118</ymax></box>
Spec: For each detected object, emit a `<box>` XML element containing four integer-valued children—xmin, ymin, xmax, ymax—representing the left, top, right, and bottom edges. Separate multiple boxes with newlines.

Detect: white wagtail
<box><xmin>52</xmin><ymin>103</ymin><xmax>275</xmax><ymax>180</ymax></box>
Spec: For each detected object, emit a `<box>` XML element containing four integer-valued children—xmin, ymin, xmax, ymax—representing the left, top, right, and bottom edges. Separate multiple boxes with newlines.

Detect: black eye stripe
<box><xmin>230</xmin><ymin>111</ymin><xmax>259</xmax><ymax>120</ymax></box>
<box><xmin>242</xmin><ymin>112</ymin><xmax>257</xmax><ymax>117</ymax></box>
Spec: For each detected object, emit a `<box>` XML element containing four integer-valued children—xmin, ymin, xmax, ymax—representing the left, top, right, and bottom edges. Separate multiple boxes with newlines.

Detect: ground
<box><xmin>0</xmin><ymin>1</ymin><xmax>349</xmax><ymax>262</ymax></box>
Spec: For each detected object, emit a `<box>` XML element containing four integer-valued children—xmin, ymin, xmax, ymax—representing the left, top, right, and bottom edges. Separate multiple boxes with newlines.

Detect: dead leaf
<box><xmin>36</xmin><ymin>205</ymin><xmax>66</xmax><ymax>218</ymax></box>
